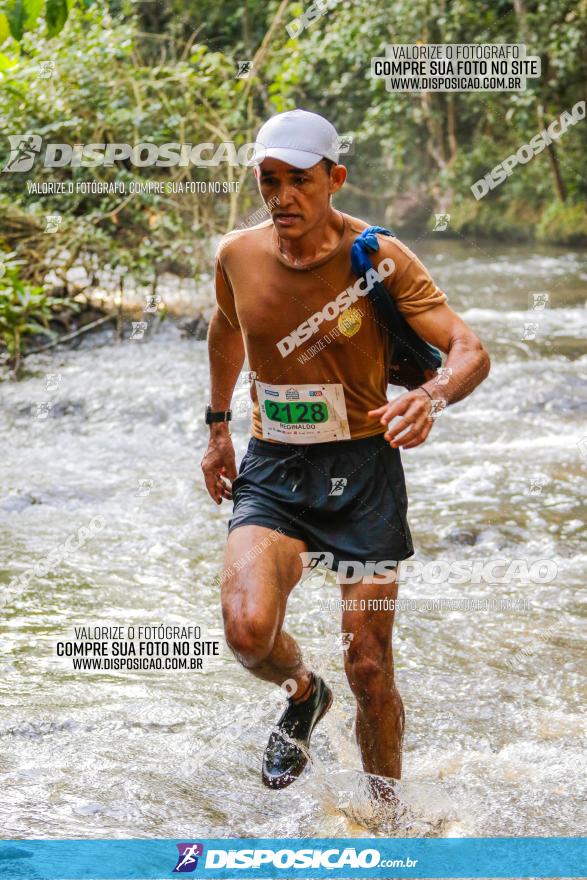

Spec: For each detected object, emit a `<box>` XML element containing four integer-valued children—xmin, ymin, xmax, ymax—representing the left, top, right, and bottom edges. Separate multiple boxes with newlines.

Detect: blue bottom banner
<box><xmin>0</xmin><ymin>837</ymin><xmax>585</xmax><ymax>879</ymax></box>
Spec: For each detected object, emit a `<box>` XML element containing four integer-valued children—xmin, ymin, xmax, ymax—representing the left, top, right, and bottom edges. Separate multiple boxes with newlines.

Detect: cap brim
<box><xmin>251</xmin><ymin>145</ymin><xmax>323</xmax><ymax>169</ymax></box>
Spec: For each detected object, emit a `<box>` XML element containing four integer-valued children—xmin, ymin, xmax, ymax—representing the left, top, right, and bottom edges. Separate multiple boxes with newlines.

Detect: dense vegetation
<box><xmin>0</xmin><ymin>0</ymin><xmax>585</xmax><ymax>369</ymax></box>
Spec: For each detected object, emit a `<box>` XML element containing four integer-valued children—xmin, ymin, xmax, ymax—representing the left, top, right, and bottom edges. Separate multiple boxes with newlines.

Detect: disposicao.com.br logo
<box><xmin>201</xmin><ymin>846</ymin><xmax>391</xmax><ymax>871</ymax></box>
<box><xmin>1</xmin><ymin>135</ymin><xmax>264</xmax><ymax>172</ymax></box>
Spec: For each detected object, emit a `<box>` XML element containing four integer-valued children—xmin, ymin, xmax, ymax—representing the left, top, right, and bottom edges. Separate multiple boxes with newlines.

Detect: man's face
<box><xmin>256</xmin><ymin>157</ymin><xmax>344</xmax><ymax>239</ymax></box>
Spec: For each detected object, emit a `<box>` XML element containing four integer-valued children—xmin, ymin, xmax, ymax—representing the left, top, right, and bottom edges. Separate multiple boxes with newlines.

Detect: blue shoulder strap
<box><xmin>350</xmin><ymin>225</ymin><xmax>394</xmax><ymax>277</ymax></box>
<box><xmin>351</xmin><ymin>225</ymin><xmax>442</xmax><ymax>373</ymax></box>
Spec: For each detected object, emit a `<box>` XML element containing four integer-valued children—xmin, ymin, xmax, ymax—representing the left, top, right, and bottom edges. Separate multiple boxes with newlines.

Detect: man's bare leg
<box><xmin>221</xmin><ymin>525</ymin><xmax>313</xmax><ymax>699</ymax></box>
<box><xmin>341</xmin><ymin>570</ymin><xmax>404</xmax><ymax>779</ymax></box>
<box><xmin>221</xmin><ymin>525</ymin><xmax>334</xmax><ymax>789</ymax></box>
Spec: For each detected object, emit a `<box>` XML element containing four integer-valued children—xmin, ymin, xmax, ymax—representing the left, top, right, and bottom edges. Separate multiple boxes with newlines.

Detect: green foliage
<box><xmin>0</xmin><ymin>1</ymin><xmax>255</xmax><ymax>283</ymax></box>
<box><xmin>0</xmin><ymin>261</ymin><xmax>78</xmax><ymax>372</ymax></box>
<box><xmin>4</xmin><ymin>2</ymin><xmax>26</xmax><ymax>41</ymax></box>
<box><xmin>45</xmin><ymin>0</ymin><xmax>70</xmax><ymax>38</ymax></box>
<box><xmin>258</xmin><ymin>0</ymin><xmax>587</xmax><ymax>233</ymax></box>
<box><xmin>2</xmin><ymin>0</ymin><xmax>74</xmax><ymax>41</ymax></box>
<box><xmin>537</xmin><ymin>200</ymin><xmax>587</xmax><ymax>245</ymax></box>
<box><xmin>0</xmin><ymin>0</ymin><xmax>585</xmax><ymax>286</ymax></box>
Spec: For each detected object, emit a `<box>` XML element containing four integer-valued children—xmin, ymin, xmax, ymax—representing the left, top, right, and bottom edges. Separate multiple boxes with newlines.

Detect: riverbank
<box><xmin>4</xmin><ymin>234</ymin><xmax>587</xmax><ymax>379</ymax></box>
<box><xmin>446</xmin><ymin>196</ymin><xmax>587</xmax><ymax>246</ymax></box>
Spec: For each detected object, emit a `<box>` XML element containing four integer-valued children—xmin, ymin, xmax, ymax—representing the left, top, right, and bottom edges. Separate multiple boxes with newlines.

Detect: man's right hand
<box><xmin>201</xmin><ymin>429</ymin><xmax>238</xmax><ymax>504</ymax></box>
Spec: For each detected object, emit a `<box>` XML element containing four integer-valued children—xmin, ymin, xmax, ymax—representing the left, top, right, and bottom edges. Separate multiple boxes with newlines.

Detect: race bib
<box><xmin>255</xmin><ymin>381</ymin><xmax>350</xmax><ymax>444</ymax></box>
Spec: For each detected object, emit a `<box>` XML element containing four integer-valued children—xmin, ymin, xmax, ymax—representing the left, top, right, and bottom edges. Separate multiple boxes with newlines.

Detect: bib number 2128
<box><xmin>264</xmin><ymin>400</ymin><xmax>328</xmax><ymax>424</ymax></box>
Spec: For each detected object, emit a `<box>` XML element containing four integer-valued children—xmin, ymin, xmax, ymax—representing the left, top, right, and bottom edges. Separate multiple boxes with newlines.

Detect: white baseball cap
<box><xmin>251</xmin><ymin>109</ymin><xmax>340</xmax><ymax>169</ymax></box>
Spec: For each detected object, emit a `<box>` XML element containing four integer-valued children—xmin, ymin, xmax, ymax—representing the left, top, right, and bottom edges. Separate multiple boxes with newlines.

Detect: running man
<box><xmin>201</xmin><ymin>110</ymin><xmax>490</xmax><ymax>790</ymax></box>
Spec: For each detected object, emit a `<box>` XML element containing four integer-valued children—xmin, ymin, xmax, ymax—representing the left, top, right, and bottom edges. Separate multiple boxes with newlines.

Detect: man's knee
<box><xmin>223</xmin><ymin>608</ymin><xmax>277</xmax><ymax>668</ymax></box>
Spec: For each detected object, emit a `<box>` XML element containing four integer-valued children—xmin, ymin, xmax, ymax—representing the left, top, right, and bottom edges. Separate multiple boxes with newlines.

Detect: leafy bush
<box><xmin>0</xmin><ymin>0</ymin><xmax>586</xmax><ymax>261</ymax></box>
<box><xmin>536</xmin><ymin>200</ymin><xmax>587</xmax><ymax>245</ymax></box>
<box><xmin>0</xmin><ymin>262</ymin><xmax>78</xmax><ymax>375</ymax></box>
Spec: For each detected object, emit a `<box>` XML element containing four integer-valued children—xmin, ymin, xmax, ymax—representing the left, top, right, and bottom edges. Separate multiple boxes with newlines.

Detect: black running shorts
<box><xmin>228</xmin><ymin>433</ymin><xmax>414</xmax><ymax>569</ymax></box>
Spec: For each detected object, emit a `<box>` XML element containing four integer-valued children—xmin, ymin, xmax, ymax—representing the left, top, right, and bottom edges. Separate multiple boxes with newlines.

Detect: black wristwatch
<box><xmin>205</xmin><ymin>405</ymin><xmax>232</xmax><ymax>425</ymax></box>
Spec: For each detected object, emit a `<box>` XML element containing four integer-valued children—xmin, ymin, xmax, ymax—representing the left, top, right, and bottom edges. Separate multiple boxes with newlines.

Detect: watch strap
<box><xmin>205</xmin><ymin>406</ymin><xmax>232</xmax><ymax>424</ymax></box>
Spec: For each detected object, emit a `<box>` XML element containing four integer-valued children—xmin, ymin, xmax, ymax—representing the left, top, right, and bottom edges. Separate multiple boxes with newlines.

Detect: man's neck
<box><xmin>276</xmin><ymin>209</ymin><xmax>344</xmax><ymax>267</ymax></box>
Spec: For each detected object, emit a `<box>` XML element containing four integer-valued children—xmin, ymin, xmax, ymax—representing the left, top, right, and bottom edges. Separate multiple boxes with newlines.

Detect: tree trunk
<box><xmin>513</xmin><ymin>3</ymin><xmax>566</xmax><ymax>202</ymax></box>
<box><xmin>117</xmin><ymin>277</ymin><xmax>125</xmax><ymax>342</ymax></box>
<box><xmin>537</xmin><ymin>103</ymin><xmax>567</xmax><ymax>202</ymax></box>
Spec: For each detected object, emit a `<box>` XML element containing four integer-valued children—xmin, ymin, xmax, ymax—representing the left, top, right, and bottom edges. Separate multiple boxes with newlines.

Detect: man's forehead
<box><xmin>257</xmin><ymin>158</ymin><xmax>320</xmax><ymax>174</ymax></box>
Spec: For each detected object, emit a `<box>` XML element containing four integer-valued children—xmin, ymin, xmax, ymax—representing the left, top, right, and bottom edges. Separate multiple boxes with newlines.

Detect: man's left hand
<box><xmin>368</xmin><ymin>389</ymin><xmax>436</xmax><ymax>449</ymax></box>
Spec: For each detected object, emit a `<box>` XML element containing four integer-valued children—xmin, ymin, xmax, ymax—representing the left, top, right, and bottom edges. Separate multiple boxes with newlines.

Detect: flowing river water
<box><xmin>0</xmin><ymin>239</ymin><xmax>585</xmax><ymax>841</ymax></box>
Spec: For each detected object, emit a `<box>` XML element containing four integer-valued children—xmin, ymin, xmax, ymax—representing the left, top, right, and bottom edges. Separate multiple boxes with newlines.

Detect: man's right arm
<box><xmin>208</xmin><ymin>305</ymin><xmax>245</xmax><ymax>414</ymax></box>
<box><xmin>201</xmin><ymin>303</ymin><xmax>245</xmax><ymax>505</ymax></box>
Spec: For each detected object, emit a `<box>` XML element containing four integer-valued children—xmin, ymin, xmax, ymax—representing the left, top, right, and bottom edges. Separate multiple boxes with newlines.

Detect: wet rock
<box><xmin>1</xmin><ymin>719</ymin><xmax>84</xmax><ymax>739</ymax></box>
<box><xmin>0</xmin><ymin>493</ymin><xmax>39</xmax><ymax>513</ymax></box>
<box><xmin>179</xmin><ymin>314</ymin><xmax>208</xmax><ymax>340</ymax></box>
<box><xmin>32</xmin><ymin>400</ymin><xmax>86</xmax><ymax>418</ymax></box>
<box><xmin>445</xmin><ymin>528</ymin><xmax>479</xmax><ymax>546</ymax></box>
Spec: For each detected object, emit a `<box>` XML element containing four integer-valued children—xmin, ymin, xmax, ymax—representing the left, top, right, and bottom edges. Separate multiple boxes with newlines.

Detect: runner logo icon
<box><xmin>3</xmin><ymin>135</ymin><xmax>42</xmax><ymax>172</ymax></box>
<box><xmin>173</xmin><ymin>843</ymin><xmax>204</xmax><ymax>873</ymax></box>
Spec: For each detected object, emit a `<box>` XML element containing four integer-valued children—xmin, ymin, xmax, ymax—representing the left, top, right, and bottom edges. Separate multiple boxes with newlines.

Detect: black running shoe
<box><xmin>262</xmin><ymin>674</ymin><xmax>333</xmax><ymax>789</ymax></box>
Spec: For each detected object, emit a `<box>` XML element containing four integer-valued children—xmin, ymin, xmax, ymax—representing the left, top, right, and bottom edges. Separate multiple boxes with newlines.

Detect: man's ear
<box><xmin>253</xmin><ymin>165</ymin><xmax>262</xmax><ymax>194</ymax></box>
<box><xmin>330</xmin><ymin>164</ymin><xmax>347</xmax><ymax>195</ymax></box>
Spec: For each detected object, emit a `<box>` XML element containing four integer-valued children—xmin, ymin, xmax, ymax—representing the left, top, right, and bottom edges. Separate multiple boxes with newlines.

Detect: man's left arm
<box><xmin>368</xmin><ymin>302</ymin><xmax>491</xmax><ymax>449</ymax></box>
